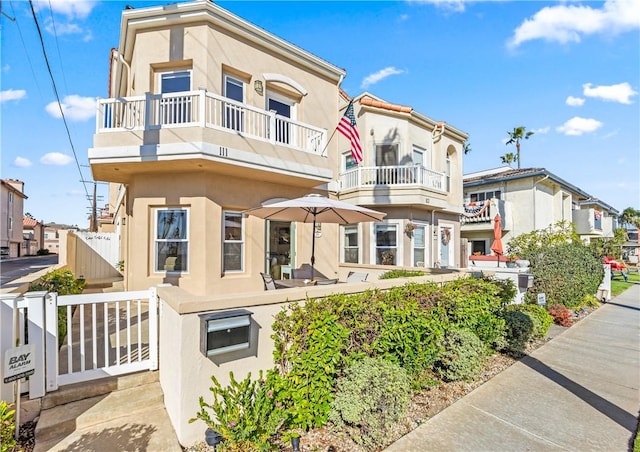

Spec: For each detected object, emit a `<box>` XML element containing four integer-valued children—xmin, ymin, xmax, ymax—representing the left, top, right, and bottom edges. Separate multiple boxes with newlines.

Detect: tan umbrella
<box><xmin>244</xmin><ymin>194</ymin><xmax>386</xmax><ymax>280</ymax></box>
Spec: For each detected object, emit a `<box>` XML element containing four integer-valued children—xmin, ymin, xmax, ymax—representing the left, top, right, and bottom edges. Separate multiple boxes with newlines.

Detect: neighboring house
<box><xmin>89</xmin><ymin>0</ymin><xmax>346</xmax><ymax>295</ymax></box>
<box><xmin>0</xmin><ymin>179</ymin><xmax>27</xmax><ymax>258</ymax></box>
<box><xmin>22</xmin><ymin>217</ymin><xmax>45</xmax><ymax>255</ymax></box>
<box><xmin>461</xmin><ymin>166</ymin><xmax>619</xmax><ymax>256</ymax></box>
<box><xmin>335</xmin><ymin>93</ymin><xmax>468</xmax><ymax>269</ymax></box>
<box><xmin>43</xmin><ymin>223</ymin><xmax>81</xmax><ymax>254</ymax></box>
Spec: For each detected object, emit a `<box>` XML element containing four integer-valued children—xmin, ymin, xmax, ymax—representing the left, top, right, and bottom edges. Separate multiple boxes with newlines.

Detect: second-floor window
<box><xmin>468</xmin><ymin>190</ymin><xmax>501</xmax><ymax>204</ymax></box>
<box><xmin>223</xmin><ymin>211</ymin><xmax>244</xmax><ymax>272</ymax></box>
<box><xmin>224</xmin><ymin>75</ymin><xmax>244</xmax><ymax>132</ymax></box>
<box><xmin>342</xmin><ymin>152</ymin><xmax>357</xmax><ymax>172</ymax></box>
<box><xmin>155</xmin><ymin>208</ymin><xmax>188</xmax><ymax>273</ymax></box>
<box><xmin>159</xmin><ymin>70</ymin><xmax>192</xmax><ymax>125</ymax></box>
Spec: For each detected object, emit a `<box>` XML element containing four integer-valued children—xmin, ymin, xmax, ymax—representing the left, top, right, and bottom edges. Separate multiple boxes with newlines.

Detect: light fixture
<box><xmin>254</xmin><ymin>79</ymin><xmax>263</xmax><ymax>95</ymax></box>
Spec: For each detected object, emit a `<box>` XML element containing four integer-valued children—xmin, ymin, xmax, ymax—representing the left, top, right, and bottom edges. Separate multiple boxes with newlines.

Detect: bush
<box><xmin>379</xmin><ymin>270</ymin><xmax>425</xmax><ymax>279</ymax></box>
<box><xmin>524</xmin><ymin>243</ymin><xmax>603</xmax><ymax>309</ymax></box>
<box><xmin>434</xmin><ymin>329</ymin><xmax>487</xmax><ymax>382</ymax></box>
<box><xmin>36</xmin><ymin>248</ymin><xmax>50</xmax><ymax>255</ymax></box>
<box><xmin>548</xmin><ymin>304</ymin><xmax>572</xmax><ymax>327</ymax></box>
<box><xmin>1</xmin><ymin>401</ymin><xmax>16</xmax><ymax>452</ymax></box>
<box><xmin>502</xmin><ymin>311</ymin><xmax>534</xmax><ymax>354</ymax></box>
<box><xmin>328</xmin><ymin>358</ymin><xmax>410</xmax><ymax>450</ymax></box>
<box><xmin>189</xmin><ymin>370</ymin><xmax>286</xmax><ymax>451</ymax></box>
<box><xmin>507</xmin><ymin>304</ymin><xmax>553</xmax><ymax>340</ymax></box>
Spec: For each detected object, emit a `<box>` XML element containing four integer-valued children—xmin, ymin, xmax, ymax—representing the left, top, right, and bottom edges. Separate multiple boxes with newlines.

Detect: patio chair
<box><xmin>346</xmin><ymin>271</ymin><xmax>368</xmax><ymax>283</ymax></box>
<box><xmin>315</xmin><ymin>278</ymin><xmax>338</xmax><ymax>285</ymax></box>
<box><xmin>260</xmin><ymin>272</ymin><xmax>277</xmax><ymax>291</ymax></box>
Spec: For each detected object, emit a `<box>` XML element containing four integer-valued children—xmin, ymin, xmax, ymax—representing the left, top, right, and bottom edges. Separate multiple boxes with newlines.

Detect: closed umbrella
<box><xmin>244</xmin><ymin>194</ymin><xmax>386</xmax><ymax>280</ymax></box>
<box><xmin>490</xmin><ymin>213</ymin><xmax>504</xmax><ymax>267</ymax></box>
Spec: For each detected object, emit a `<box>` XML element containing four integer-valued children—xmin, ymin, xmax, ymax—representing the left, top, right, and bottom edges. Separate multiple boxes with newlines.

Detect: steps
<box><xmin>34</xmin><ymin>371</ymin><xmax>182</xmax><ymax>452</ymax></box>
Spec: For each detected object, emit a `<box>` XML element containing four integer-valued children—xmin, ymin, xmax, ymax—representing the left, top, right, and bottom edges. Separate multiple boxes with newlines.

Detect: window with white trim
<box><xmin>342</xmin><ymin>225</ymin><xmax>359</xmax><ymax>263</ymax></box>
<box><xmin>223</xmin><ymin>211</ymin><xmax>244</xmax><ymax>272</ymax></box>
<box><xmin>158</xmin><ymin>70</ymin><xmax>192</xmax><ymax>124</ymax></box>
<box><xmin>224</xmin><ymin>75</ymin><xmax>244</xmax><ymax>131</ymax></box>
<box><xmin>412</xmin><ymin>224</ymin><xmax>427</xmax><ymax>267</ymax></box>
<box><xmin>342</xmin><ymin>151</ymin><xmax>357</xmax><ymax>172</ymax></box>
<box><xmin>467</xmin><ymin>190</ymin><xmax>501</xmax><ymax>203</ymax></box>
<box><xmin>374</xmin><ymin>223</ymin><xmax>398</xmax><ymax>265</ymax></box>
<box><xmin>154</xmin><ymin>208</ymin><xmax>188</xmax><ymax>273</ymax></box>
<box><xmin>267</xmin><ymin>91</ymin><xmax>296</xmax><ymax>145</ymax></box>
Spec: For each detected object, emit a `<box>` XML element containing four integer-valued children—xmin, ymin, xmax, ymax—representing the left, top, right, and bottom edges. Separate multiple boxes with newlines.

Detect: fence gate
<box><xmin>0</xmin><ymin>289</ymin><xmax>158</xmax><ymax>401</ymax></box>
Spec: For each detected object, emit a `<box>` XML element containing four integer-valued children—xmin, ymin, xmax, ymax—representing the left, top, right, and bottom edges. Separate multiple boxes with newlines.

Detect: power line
<box><xmin>46</xmin><ymin>0</ymin><xmax>70</xmax><ymax>95</ymax></box>
<box><xmin>28</xmin><ymin>0</ymin><xmax>91</xmax><ymax>208</ymax></box>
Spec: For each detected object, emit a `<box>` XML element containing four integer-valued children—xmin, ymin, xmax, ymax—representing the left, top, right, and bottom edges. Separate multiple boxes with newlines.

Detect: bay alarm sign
<box><xmin>4</xmin><ymin>344</ymin><xmax>36</xmax><ymax>384</ymax></box>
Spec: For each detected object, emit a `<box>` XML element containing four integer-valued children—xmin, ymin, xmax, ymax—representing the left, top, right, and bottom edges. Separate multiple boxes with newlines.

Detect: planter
<box><xmin>506</xmin><ymin>261</ymin><xmax>517</xmax><ymax>268</ymax></box>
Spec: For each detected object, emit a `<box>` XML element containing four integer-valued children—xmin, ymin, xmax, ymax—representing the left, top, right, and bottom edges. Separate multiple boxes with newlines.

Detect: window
<box><xmin>468</xmin><ymin>190</ymin><xmax>501</xmax><ymax>203</ymax></box>
<box><xmin>8</xmin><ymin>217</ymin><xmax>12</xmax><ymax>231</ymax></box>
<box><xmin>376</xmin><ymin>144</ymin><xmax>398</xmax><ymax>166</ymax></box>
<box><xmin>8</xmin><ymin>192</ymin><xmax>13</xmax><ymax>203</ymax></box>
<box><xmin>224</xmin><ymin>75</ymin><xmax>244</xmax><ymax>132</ymax></box>
<box><xmin>374</xmin><ymin>224</ymin><xmax>397</xmax><ymax>265</ymax></box>
<box><xmin>342</xmin><ymin>225</ymin><xmax>359</xmax><ymax>263</ymax></box>
<box><xmin>267</xmin><ymin>92</ymin><xmax>295</xmax><ymax>145</ymax></box>
<box><xmin>155</xmin><ymin>208</ymin><xmax>188</xmax><ymax>273</ymax></box>
<box><xmin>223</xmin><ymin>211</ymin><xmax>244</xmax><ymax>272</ymax></box>
<box><xmin>343</xmin><ymin>152</ymin><xmax>357</xmax><ymax>172</ymax></box>
<box><xmin>412</xmin><ymin>225</ymin><xmax>427</xmax><ymax>266</ymax></box>
<box><xmin>471</xmin><ymin>240</ymin><xmax>487</xmax><ymax>255</ymax></box>
<box><xmin>158</xmin><ymin>70</ymin><xmax>192</xmax><ymax>124</ymax></box>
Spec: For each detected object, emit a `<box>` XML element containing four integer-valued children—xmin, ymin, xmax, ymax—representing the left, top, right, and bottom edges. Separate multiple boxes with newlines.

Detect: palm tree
<box><xmin>463</xmin><ymin>141</ymin><xmax>472</xmax><ymax>154</ymax></box>
<box><xmin>505</xmin><ymin>126</ymin><xmax>534</xmax><ymax>169</ymax></box>
<box><xmin>620</xmin><ymin>207</ymin><xmax>640</xmax><ymax>228</ymax></box>
<box><xmin>500</xmin><ymin>152</ymin><xmax>517</xmax><ymax>166</ymax></box>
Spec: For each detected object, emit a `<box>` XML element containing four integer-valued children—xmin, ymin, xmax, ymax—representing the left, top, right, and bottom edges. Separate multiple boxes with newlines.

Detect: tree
<box><xmin>505</xmin><ymin>126</ymin><xmax>534</xmax><ymax>169</ymax></box>
<box><xmin>463</xmin><ymin>141</ymin><xmax>472</xmax><ymax>154</ymax></box>
<box><xmin>619</xmin><ymin>207</ymin><xmax>640</xmax><ymax>228</ymax></box>
<box><xmin>500</xmin><ymin>152</ymin><xmax>517</xmax><ymax>166</ymax></box>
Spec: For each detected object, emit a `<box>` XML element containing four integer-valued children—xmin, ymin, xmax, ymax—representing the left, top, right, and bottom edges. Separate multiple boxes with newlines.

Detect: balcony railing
<box><xmin>339</xmin><ymin>165</ymin><xmax>446</xmax><ymax>191</ymax></box>
<box><xmin>96</xmin><ymin>91</ymin><xmax>326</xmax><ymax>155</ymax></box>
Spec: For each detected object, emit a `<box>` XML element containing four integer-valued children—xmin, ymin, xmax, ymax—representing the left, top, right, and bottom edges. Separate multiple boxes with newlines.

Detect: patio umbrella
<box><xmin>490</xmin><ymin>213</ymin><xmax>504</xmax><ymax>267</ymax></box>
<box><xmin>243</xmin><ymin>194</ymin><xmax>386</xmax><ymax>280</ymax></box>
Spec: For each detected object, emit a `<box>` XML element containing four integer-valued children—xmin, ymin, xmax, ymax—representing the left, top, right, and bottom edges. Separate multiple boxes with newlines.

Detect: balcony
<box><xmin>573</xmin><ymin>209</ymin><xmax>613</xmax><ymax>237</ymax></box>
<box><xmin>460</xmin><ymin>199</ymin><xmax>512</xmax><ymax>232</ymax></box>
<box><xmin>96</xmin><ymin>90</ymin><xmax>326</xmax><ymax>154</ymax></box>
<box><xmin>340</xmin><ymin>165</ymin><xmax>445</xmax><ymax>190</ymax></box>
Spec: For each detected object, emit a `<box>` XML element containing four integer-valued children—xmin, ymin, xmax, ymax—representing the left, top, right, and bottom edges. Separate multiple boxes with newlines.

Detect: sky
<box><xmin>1</xmin><ymin>0</ymin><xmax>639</xmax><ymax>228</ymax></box>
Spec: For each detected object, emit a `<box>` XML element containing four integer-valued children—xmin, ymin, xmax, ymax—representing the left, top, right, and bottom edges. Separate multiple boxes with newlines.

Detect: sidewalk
<box><xmin>386</xmin><ymin>284</ymin><xmax>640</xmax><ymax>452</ymax></box>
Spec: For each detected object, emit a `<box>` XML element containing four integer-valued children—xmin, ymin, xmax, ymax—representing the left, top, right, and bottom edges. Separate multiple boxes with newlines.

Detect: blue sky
<box><xmin>1</xmin><ymin>0</ymin><xmax>638</xmax><ymax>227</ymax></box>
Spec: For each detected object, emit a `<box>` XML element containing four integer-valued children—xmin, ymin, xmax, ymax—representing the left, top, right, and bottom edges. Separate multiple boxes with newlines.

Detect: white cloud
<box><xmin>533</xmin><ymin>126</ymin><xmax>550</xmax><ymax>134</ymax></box>
<box><xmin>45</xmin><ymin>95</ymin><xmax>95</xmax><ymax>121</ymax></box>
<box><xmin>1</xmin><ymin>89</ymin><xmax>27</xmax><ymax>103</ymax></box>
<box><xmin>508</xmin><ymin>0</ymin><xmax>640</xmax><ymax>49</ymax></box>
<box><xmin>40</xmin><ymin>152</ymin><xmax>73</xmax><ymax>166</ymax></box>
<box><xmin>33</xmin><ymin>0</ymin><xmax>95</xmax><ymax>19</ymax></box>
<box><xmin>2</xmin><ymin>64</ymin><xmax>10</xmax><ymax>73</ymax></box>
<box><xmin>407</xmin><ymin>0</ymin><xmax>468</xmax><ymax>13</ymax></box>
<box><xmin>44</xmin><ymin>17</ymin><xmax>93</xmax><ymax>41</ymax></box>
<box><xmin>361</xmin><ymin>67</ymin><xmax>406</xmax><ymax>89</ymax></box>
<box><xmin>14</xmin><ymin>157</ymin><xmax>32</xmax><ymax>168</ymax></box>
<box><xmin>566</xmin><ymin>96</ymin><xmax>585</xmax><ymax>107</ymax></box>
<box><xmin>583</xmin><ymin>82</ymin><xmax>638</xmax><ymax>104</ymax></box>
<box><xmin>556</xmin><ymin>117</ymin><xmax>603</xmax><ymax>136</ymax></box>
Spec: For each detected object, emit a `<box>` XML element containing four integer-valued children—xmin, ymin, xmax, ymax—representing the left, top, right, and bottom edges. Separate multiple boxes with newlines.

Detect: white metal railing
<box><xmin>96</xmin><ymin>90</ymin><xmax>326</xmax><ymax>154</ymax></box>
<box><xmin>340</xmin><ymin>165</ymin><xmax>446</xmax><ymax>191</ymax></box>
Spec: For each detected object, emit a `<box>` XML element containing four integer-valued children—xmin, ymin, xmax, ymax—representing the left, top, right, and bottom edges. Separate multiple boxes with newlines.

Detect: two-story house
<box><xmin>0</xmin><ymin>179</ymin><xmax>27</xmax><ymax>258</ymax></box>
<box><xmin>335</xmin><ymin>93</ymin><xmax>467</xmax><ymax>269</ymax></box>
<box><xmin>461</xmin><ymin>166</ymin><xmax>619</xmax><ymax>257</ymax></box>
<box><xmin>89</xmin><ymin>0</ymin><xmax>346</xmax><ymax>295</ymax></box>
<box><xmin>22</xmin><ymin>217</ymin><xmax>45</xmax><ymax>255</ymax></box>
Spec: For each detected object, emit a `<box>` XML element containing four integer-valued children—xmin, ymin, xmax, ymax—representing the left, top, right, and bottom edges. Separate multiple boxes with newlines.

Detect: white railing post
<box><xmin>45</xmin><ymin>293</ymin><xmax>59</xmax><ymax>392</ymax></box>
<box><xmin>23</xmin><ymin>291</ymin><xmax>48</xmax><ymax>399</ymax></box>
<box><xmin>0</xmin><ymin>294</ymin><xmax>20</xmax><ymax>402</ymax></box>
<box><xmin>199</xmin><ymin>91</ymin><xmax>206</xmax><ymax>127</ymax></box>
<box><xmin>145</xmin><ymin>92</ymin><xmax>153</xmax><ymax>129</ymax></box>
<box><xmin>268</xmin><ymin>111</ymin><xmax>277</xmax><ymax>144</ymax></box>
<box><xmin>95</xmin><ymin>97</ymin><xmax>102</xmax><ymax>132</ymax></box>
<box><xmin>148</xmin><ymin>287</ymin><xmax>159</xmax><ymax>371</ymax></box>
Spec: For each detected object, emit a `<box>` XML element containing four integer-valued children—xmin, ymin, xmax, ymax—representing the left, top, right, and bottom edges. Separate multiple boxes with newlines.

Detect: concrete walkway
<box><xmin>386</xmin><ymin>283</ymin><xmax>640</xmax><ymax>452</ymax></box>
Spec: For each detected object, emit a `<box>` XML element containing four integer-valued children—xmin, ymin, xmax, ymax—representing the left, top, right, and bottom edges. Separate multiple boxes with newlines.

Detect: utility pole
<box><xmin>91</xmin><ymin>181</ymin><xmax>97</xmax><ymax>232</ymax></box>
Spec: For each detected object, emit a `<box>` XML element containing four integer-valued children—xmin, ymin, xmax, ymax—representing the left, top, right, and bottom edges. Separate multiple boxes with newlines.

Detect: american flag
<box><xmin>337</xmin><ymin>101</ymin><xmax>363</xmax><ymax>164</ymax></box>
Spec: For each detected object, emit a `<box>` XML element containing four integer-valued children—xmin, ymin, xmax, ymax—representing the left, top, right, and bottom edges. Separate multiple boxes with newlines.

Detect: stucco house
<box><xmin>461</xmin><ymin>166</ymin><xmax>619</xmax><ymax>257</ymax></box>
<box><xmin>0</xmin><ymin>179</ymin><xmax>27</xmax><ymax>258</ymax></box>
<box><xmin>335</xmin><ymin>93</ymin><xmax>467</xmax><ymax>269</ymax></box>
<box><xmin>22</xmin><ymin>216</ymin><xmax>45</xmax><ymax>255</ymax></box>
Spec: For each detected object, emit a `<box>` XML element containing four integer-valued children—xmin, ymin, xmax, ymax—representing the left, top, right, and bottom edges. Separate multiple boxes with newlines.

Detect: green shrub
<box><xmin>189</xmin><ymin>370</ymin><xmax>286</xmax><ymax>451</ymax></box>
<box><xmin>480</xmin><ymin>276</ymin><xmax>517</xmax><ymax>305</ymax></box>
<box><xmin>36</xmin><ymin>248</ymin><xmax>50</xmax><ymax>255</ymax></box>
<box><xmin>1</xmin><ymin>401</ymin><xmax>16</xmax><ymax>452</ymax></box>
<box><xmin>502</xmin><ymin>310</ymin><xmax>534</xmax><ymax>355</ymax></box>
<box><xmin>507</xmin><ymin>304</ymin><xmax>553</xmax><ymax>339</ymax></box>
<box><xmin>434</xmin><ymin>329</ymin><xmax>487</xmax><ymax>382</ymax></box>
<box><xmin>524</xmin><ymin>243</ymin><xmax>603</xmax><ymax>309</ymax></box>
<box><xmin>379</xmin><ymin>269</ymin><xmax>425</xmax><ymax>279</ymax></box>
<box><xmin>328</xmin><ymin>358</ymin><xmax>410</xmax><ymax>450</ymax></box>
<box><xmin>29</xmin><ymin>269</ymin><xmax>86</xmax><ymax>348</ymax></box>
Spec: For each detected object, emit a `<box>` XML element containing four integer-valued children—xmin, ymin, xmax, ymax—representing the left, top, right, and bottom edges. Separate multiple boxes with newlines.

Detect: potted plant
<box><xmin>505</xmin><ymin>254</ymin><xmax>518</xmax><ymax>268</ymax></box>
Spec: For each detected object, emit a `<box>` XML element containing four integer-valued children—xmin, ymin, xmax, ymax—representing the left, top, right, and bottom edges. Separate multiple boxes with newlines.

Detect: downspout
<box><xmin>532</xmin><ymin>175</ymin><xmax>550</xmax><ymax>229</ymax></box>
<box><xmin>431</xmin><ymin>209</ymin><xmax>436</xmax><ymax>267</ymax></box>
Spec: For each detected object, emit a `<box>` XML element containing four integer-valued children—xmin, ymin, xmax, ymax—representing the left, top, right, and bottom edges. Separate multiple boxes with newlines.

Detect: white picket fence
<box><xmin>0</xmin><ymin>289</ymin><xmax>158</xmax><ymax>402</ymax></box>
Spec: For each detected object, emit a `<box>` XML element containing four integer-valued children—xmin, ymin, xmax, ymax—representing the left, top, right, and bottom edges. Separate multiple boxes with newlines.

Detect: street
<box><xmin>0</xmin><ymin>255</ymin><xmax>59</xmax><ymax>288</ymax></box>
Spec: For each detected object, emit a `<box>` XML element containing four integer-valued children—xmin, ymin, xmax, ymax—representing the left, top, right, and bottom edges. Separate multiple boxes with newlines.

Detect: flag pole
<box><xmin>320</xmin><ymin>126</ymin><xmax>339</xmax><ymax>158</ymax></box>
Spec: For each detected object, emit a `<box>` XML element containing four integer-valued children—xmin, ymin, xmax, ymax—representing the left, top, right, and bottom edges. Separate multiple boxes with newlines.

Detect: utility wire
<box><xmin>28</xmin><ymin>0</ymin><xmax>91</xmax><ymax>205</ymax></box>
<box><xmin>8</xmin><ymin>1</ymin><xmax>44</xmax><ymax>100</ymax></box>
<box><xmin>46</xmin><ymin>0</ymin><xmax>70</xmax><ymax>95</ymax></box>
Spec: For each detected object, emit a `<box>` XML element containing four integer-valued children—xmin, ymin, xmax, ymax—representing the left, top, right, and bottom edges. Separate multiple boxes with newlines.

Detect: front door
<box><xmin>267</xmin><ymin>94</ymin><xmax>294</xmax><ymax>144</ymax></box>
<box><xmin>439</xmin><ymin>225</ymin><xmax>454</xmax><ymax>268</ymax></box>
<box><xmin>266</xmin><ymin>220</ymin><xmax>294</xmax><ymax>279</ymax></box>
